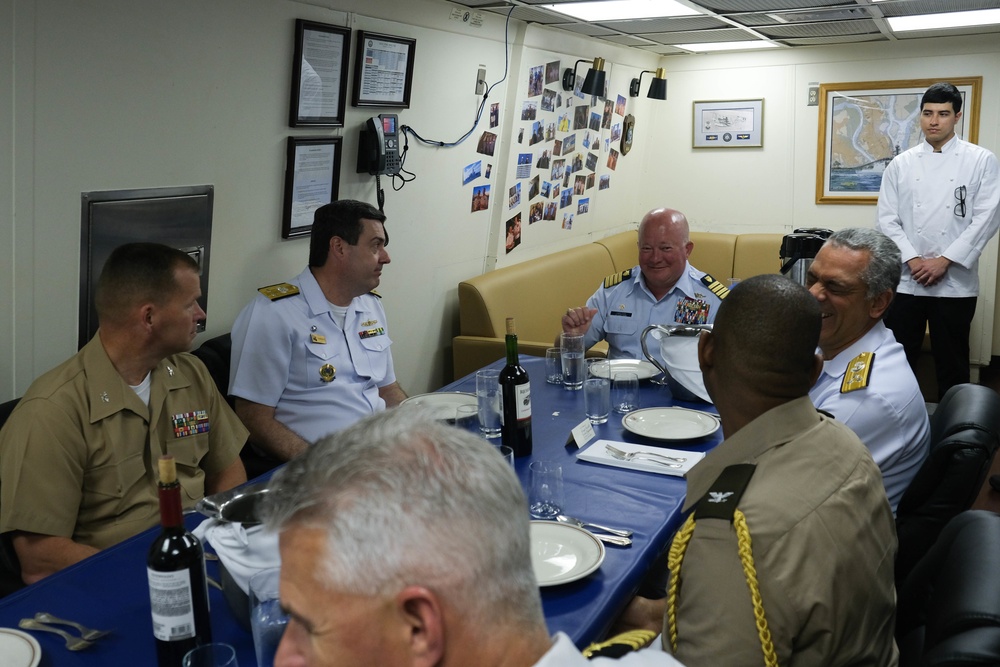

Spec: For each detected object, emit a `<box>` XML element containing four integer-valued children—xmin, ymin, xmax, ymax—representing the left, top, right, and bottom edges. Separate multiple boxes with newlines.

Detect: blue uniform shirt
<box><xmin>583</xmin><ymin>263</ymin><xmax>726</xmax><ymax>359</ymax></box>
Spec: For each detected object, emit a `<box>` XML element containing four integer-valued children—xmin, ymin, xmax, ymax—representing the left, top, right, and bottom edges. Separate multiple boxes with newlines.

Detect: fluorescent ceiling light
<box><xmin>887</xmin><ymin>8</ymin><xmax>1000</xmax><ymax>32</ymax></box>
<box><xmin>673</xmin><ymin>41</ymin><xmax>780</xmax><ymax>53</ymax></box>
<box><xmin>541</xmin><ymin>0</ymin><xmax>702</xmax><ymax>22</ymax></box>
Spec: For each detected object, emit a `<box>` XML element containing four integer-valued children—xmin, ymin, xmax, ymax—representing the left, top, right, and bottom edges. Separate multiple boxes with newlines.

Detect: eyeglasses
<box><xmin>955</xmin><ymin>185</ymin><xmax>967</xmax><ymax>218</ymax></box>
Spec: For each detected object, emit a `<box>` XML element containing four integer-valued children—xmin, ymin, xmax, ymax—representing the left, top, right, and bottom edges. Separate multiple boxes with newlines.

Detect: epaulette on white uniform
<box><xmin>583</xmin><ymin>630</ymin><xmax>658</xmax><ymax>659</ymax></box>
<box><xmin>841</xmin><ymin>351</ymin><xmax>874</xmax><ymax>394</ymax></box>
<box><xmin>257</xmin><ymin>283</ymin><xmax>300</xmax><ymax>301</ymax></box>
<box><xmin>700</xmin><ymin>274</ymin><xmax>729</xmax><ymax>300</ymax></box>
<box><xmin>604</xmin><ymin>269</ymin><xmax>632</xmax><ymax>289</ymax></box>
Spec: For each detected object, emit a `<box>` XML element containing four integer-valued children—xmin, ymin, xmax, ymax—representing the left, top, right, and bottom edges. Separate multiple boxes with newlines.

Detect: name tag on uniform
<box><xmin>173</xmin><ymin>410</ymin><xmax>210</xmax><ymax>438</ymax></box>
<box><xmin>310</xmin><ymin>333</ymin><xmax>327</xmax><ymax>344</ymax></box>
<box><xmin>609</xmin><ymin>311</ymin><xmax>632</xmax><ymax>318</ymax></box>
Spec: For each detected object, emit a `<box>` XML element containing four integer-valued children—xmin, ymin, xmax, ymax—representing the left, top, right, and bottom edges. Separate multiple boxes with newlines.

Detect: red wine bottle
<box><xmin>500</xmin><ymin>317</ymin><xmax>532</xmax><ymax>457</ymax></box>
<box><xmin>147</xmin><ymin>456</ymin><xmax>212</xmax><ymax>667</ymax></box>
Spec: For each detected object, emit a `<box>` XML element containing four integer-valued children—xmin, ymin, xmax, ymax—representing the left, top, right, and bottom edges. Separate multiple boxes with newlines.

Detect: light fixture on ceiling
<box><xmin>563</xmin><ymin>57</ymin><xmax>606</xmax><ymax>95</ymax></box>
<box><xmin>886</xmin><ymin>8</ymin><xmax>1000</xmax><ymax>32</ymax></box>
<box><xmin>673</xmin><ymin>41</ymin><xmax>780</xmax><ymax>53</ymax></box>
<box><xmin>541</xmin><ymin>0</ymin><xmax>701</xmax><ymax>22</ymax></box>
<box><xmin>629</xmin><ymin>68</ymin><xmax>667</xmax><ymax>99</ymax></box>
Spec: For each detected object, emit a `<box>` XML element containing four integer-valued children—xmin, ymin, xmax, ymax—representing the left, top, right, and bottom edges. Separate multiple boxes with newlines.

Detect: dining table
<box><xmin>0</xmin><ymin>355</ymin><xmax>722</xmax><ymax>666</ymax></box>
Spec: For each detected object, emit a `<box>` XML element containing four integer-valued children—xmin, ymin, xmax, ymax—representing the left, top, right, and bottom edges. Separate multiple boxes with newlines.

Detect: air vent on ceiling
<box><xmin>766</xmin><ymin>6</ymin><xmax>875</xmax><ymax>24</ymax></box>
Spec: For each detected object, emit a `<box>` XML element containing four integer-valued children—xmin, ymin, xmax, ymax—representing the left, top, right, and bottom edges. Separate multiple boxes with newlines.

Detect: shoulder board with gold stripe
<box><xmin>582</xmin><ymin>630</ymin><xmax>658</xmax><ymax>659</ymax></box>
<box><xmin>700</xmin><ymin>273</ymin><xmax>729</xmax><ymax>300</ymax></box>
<box><xmin>369</xmin><ymin>290</ymin><xmax>382</xmax><ymax>298</ymax></box>
<box><xmin>604</xmin><ymin>268</ymin><xmax>632</xmax><ymax>289</ymax></box>
<box><xmin>841</xmin><ymin>351</ymin><xmax>875</xmax><ymax>394</ymax></box>
<box><xmin>257</xmin><ymin>283</ymin><xmax>300</xmax><ymax>301</ymax></box>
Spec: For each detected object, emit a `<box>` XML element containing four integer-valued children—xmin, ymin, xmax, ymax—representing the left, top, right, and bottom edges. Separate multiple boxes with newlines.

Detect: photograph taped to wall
<box><xmin>471</xmin><ymin>184</ymin><xmax>490</xmax><ymax>212</ymax></box>
<box><xmin>490</xmin><ymin>103</ymin><xmax>500</xmax><ymax>128</ymax></box>
<box><xmin>529</xmin><ymin>201</ymin><xmax>543</xmax><ymax>223</ymax></box>
<box><xmin>815</xmin><ymin>77</ymin><xmax>981</xmax><ymax>204</ymax></box>
<box><xmin>546</xmin><ymin>61</ymin><xmax>560</xmax><ymax>85</ymax></box>
<box><xmin>537</xmin><ymin>150</ymin><xmax>551</xmax><ymax>169</ymax></box>
<box><xmin>505</xmin><ymin>213</ymin><xmax>521</xmax><ymax>253</ymax></box>
<box><xmin>528</xmin><ymin>65</ymin><xmax>543</xmax><ymax>97</ymax></box>
<box><xmin>693</xmin><ymin>99</ymin><xmax>764</xmax><ymax>148</ymax></box>
<box><xmin>463</xmin><ymin>160</ymin><xmax>482</xmax><ymax>185</ymax></box>
<box><xmin>542</xmin><ymin>89</ymin><xmax>556</xmax><ymax>112</ymax></box>
<box><xmin>563</xmin><ymin>134</ymin><xmax>577</xmax><ymax>154</ymax></box>
<box><xmin>477</xmin><ymin>131</ymin><xmax>497</xmax><ymax>156</ymax></box>
<box><xmin>509</xmin><ymin>182</ymin><xmax>521</xmax><ymax>209</ymax></box>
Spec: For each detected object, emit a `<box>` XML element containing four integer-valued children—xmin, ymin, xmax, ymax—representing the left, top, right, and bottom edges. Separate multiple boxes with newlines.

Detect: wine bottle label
<box><xmin>515</xmin><ymin>383</ymin><xmax>531</xmax><ymax>420</ymax></box>
<box><xmin>148</xmin><ymin>568</ymin><xmax>196</xmax><ymax>641</ymax></box>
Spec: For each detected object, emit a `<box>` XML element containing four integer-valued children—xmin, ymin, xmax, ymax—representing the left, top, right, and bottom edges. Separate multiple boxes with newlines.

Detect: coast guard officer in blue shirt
<box><xmin>560</xmin><ymin>207</ymin><xmax>727</xmax><ymax>359</ymax></box>
<box><xmin>229</xmin><ymin>200</ymin><xmax>407</xmax><ymax>462</ymax></box>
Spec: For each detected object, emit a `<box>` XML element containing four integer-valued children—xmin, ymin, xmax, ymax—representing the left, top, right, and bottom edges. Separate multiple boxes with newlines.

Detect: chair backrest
<box><xmin>0</xmin><ymin>398</ymin><xmax>24</xmax><ymax>597</ymax></box>
<box><xmin>0</xmin><ymin>398</ymin><xmax>20</xmax><ymax>433</ymax></box>
<box><xmin>895</xmin><ymin>384</ymin><xmax>1000</xmax><ymax>586</ymax></box>
<box><xmin>896</xmin><ymin>510</ymin><xmax>1000</xmax><ymax>667</ymax></box>
<box><xmin>190</xmin><ymin>333</ymin><xmax>233</xmax><ymax>407</ymax></box>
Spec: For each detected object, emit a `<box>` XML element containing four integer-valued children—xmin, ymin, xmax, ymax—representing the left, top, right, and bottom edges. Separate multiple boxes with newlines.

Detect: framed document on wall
<box><xmin>289</xmin><ymin>19</ymin><xmax>351</xmax><ymax>127</ymax></box>
<box><xmin>282</xmin><ymin>136</ymin><xmax>342</xmax><ymax>239</ymax></box>
<box><xmin>352</xmin><ymin>31</ymin><xmax>416</xmax><ymax>108</ymax></box>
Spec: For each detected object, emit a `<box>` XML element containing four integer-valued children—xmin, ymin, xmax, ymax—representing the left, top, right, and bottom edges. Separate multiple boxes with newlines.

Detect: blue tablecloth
<box><xmin>0</xmin><ymin>356</ymin><xmax>721</xmax><ymax>664</ymax></box>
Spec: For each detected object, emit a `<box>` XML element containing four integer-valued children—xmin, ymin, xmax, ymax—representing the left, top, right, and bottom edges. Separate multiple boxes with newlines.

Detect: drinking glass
<box><xmin>249</xmin><ymin>568</ymin><xmax>288</xmax><ymax>667</ymax></box>
<box><xmin>529</xmin><ymin>461</ymin><xmax>564</xmax><ymax>518</ymax></box>
<box><xmin>183</xmin><ymin>643</ymin><xmax>239</xmax><ymax>667</ymax></box>
<box><xmin>584</xmin><ymin>377</ymin><xmax>611</xmax><ymax>424</ymax></box>
<box><xmin>612</xmin><ymin>371</ymin><xmax>640</xmax><ymax>413</ymax></box>
<box><xmin>454</xmin><ymin>404</ymin><xmax>480</xmax><ymax>435</ymax></box>
<box><xmin>496</xmin><ymin>445</ymin><xmax>514</xmax><ymax>466</ymax></box>
<box><xmin>560</xmin><ymin>333</ymin><xmax>585</xmax><ymax>390</ymax></box>
<box><xmin>476</xmin><ymin>369</ymin><xmax>502</xmax><ymax>438</ymax></box>
<box><xmin>545</xmin><ymin>347</ymin><xmax>563</xmax><ymax>384</ymax></box>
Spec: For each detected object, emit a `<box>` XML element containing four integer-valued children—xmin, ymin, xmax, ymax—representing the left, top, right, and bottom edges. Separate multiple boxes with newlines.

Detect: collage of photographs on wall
<box><xmin>462</xmin><ymin>57</ymin><xmax>626</xmax><ymax>254</ymax></box>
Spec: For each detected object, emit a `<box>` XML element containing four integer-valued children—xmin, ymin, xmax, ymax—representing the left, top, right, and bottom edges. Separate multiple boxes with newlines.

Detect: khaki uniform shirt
<box><xmin>0</xmin><ymin>336</ymin><xmax>247</xmax><ymax>549</ymax></box>
<box><xmin>665</xmin><ymin>397</ymin><xmax>898</xmax><ymax>666</ymax></box>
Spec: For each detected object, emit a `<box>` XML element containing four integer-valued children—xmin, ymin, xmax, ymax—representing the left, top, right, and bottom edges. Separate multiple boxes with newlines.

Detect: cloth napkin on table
<box><xmin>577</xmin><ymin>439</ymin><xmax>704</xmax><ymax>476</ymax></box>
<box><xmin>193</xmin><ymin>519</ymin><xmax>280</xmax><ymax>594</ymax></box>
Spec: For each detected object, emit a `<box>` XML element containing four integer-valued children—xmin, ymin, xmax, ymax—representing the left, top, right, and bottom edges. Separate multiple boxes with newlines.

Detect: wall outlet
<box><xmin>476</xmin><ymin>66</ymin><xmax>486</xmax><ymax>95</ymax></box>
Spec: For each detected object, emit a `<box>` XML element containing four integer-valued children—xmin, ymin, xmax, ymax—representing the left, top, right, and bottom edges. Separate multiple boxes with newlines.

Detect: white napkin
<box><xmin>577</xmin><ymin>439</ymin><xmax>704</xmax><ymax>476</ymax></box>
<box><xmin>193</xmin><ymin>519</ymin><xmax>281</xmax><ymax>594</ymax></box>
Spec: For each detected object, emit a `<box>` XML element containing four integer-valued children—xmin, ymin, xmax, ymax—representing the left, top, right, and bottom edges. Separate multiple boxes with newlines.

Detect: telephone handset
<box><xmin>357</xmin><ymin>114</ymin><xmax>401</xmax><ymax>176</ymax></box>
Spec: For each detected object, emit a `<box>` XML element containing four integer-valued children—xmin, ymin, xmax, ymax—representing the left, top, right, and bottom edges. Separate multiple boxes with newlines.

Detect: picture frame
<box><xmin>289</xmin><ymin>19</ymin><xmax>351</xmax><ymax>127</ymax></box>
<box><xmin>816</xmin><ymin>77</ymin><xmax>982</xmax><ymax>204</ymax></box>
<box><xmin>692</xmin><ymin>99</ymin><xmax>763</xmax><ymax>149</ymax></box>
<box><xmin>281</xmin><ymin>136</ymin><xmax>342</xmax><ymax>239</ymax></box>
<box><xmin>352</xmin><ymin>31</ymin><xmax>416</xmax><ymax>108</ymax></box>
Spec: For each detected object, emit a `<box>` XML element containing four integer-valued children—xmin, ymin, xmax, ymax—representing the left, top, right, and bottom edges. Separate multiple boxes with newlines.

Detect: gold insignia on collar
<box><xmin>101</xmin><ymin>391</ymin><xmax>110</xmax><ymax>403</ymax></box>
<box><xmin>841</xmin><ymin>351</ymin><xmax>875</xmax><ymax>393</ymax></box>
<box><xmin>319</xmin><ymin>364</ymin><xmax>336</xmax><ymax>382</ymax></box>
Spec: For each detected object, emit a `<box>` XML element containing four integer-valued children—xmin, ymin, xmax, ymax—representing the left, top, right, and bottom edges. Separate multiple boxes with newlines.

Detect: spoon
<box><xmin>556</xmin><ymin>514</ymin><xmax>633</xmax><ymax>538</ymax></box>
<box><xmin>34</xmin><ymin>612</ymin><xmax>110</xmax><ymax>641</ymax></box>
<box><xmin>19</xmin><ymin>618</ymin><xmax>92</xmax><ymax>651</ymax></box>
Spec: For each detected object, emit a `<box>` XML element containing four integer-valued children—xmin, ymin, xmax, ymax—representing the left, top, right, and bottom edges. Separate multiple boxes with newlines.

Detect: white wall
<box><xmin>3</xmin><ymin>0</ymin><xmax>1000</xmax><ymax>402</ymax></box>
<box><xmin>642</xmin><ymin>35</ymin><xmax>1000</xmax><ymax>362</ymax></box>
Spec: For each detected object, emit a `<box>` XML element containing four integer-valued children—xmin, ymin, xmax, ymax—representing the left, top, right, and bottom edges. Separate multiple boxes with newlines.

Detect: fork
<box><xmin>605</xmin><ymin>444</ymin><xmax>685</xmax><ymax>467</ymax></box>
<box><xmin>19</xmin><ymin>618</ymin><xmax>93</xmax><ymax>650</ymax></box>
<box><xmin>34</xmin><ymin>612</ymin><xmax>111</xmax><ymax>641</ymax></box>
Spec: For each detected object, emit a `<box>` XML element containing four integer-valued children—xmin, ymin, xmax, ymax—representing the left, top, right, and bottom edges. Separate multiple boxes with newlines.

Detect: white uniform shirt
<box><xmin>229</xmin><ymin>267</ymin><xmax>396</xmax><ymax>444</ymax></box>
<box><xmin>809</xmin><ymin>321</ymin><xmax>930</xmax><ymax>512</ymax></box>
<box><xmin>876</xmin><ymin>135</ymin><xmax>1000</xmax><ymax>297</ymax></box>
<box><xmin>536</xmin><ymin>633</ymin><xmax>682</xmax><ymax>667</ymax></box>
<box><xmin>583</xmin><ymin>263</ymin><xmax>724</xmax><ymax>359</ymax></box>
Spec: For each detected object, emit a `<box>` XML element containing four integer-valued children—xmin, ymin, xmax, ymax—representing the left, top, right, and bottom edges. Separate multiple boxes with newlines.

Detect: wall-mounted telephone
<box><xmin>356</xmin><ymin>114</ymin><xmax>401</xmax><ymax>176</ymax></box>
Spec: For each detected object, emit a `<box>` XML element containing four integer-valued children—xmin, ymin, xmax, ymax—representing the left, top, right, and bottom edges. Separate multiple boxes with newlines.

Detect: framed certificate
<box><xmin>352</xmin><ymin>31</ymin><xmax>416</xmax><ymax>108</ymax></box>
<box><xmin>289</xmin><ymin>19</ymin><xmax>351</xmax><ymax>127</ymax></box>
<box><xmin>281</xmin><ymin>136</ymin><xmax>342</xmax><ymax>239</ymax></box>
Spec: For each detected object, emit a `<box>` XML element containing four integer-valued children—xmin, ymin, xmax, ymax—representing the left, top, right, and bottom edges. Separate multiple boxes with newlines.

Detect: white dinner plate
<box><xmin>0</xmin><ymin>628</ymin><xmax>42</xmax><ymax>667</ymax></box>
<box><xmin>530</xmin><ymin>521</ymin><xmax>605</xmax><ymax>587</ymax></box>
<box><xmin>588</xmin><ymin>359</ymin><xmax>659</xmax><ymax>381</ymax></box>
<box><xmin>399</xmin><ymin>392</ymin><xmax>477</xmax><ymax>421</ymax></box>
<box><xmin>622</xmin><ymin>407</ymin><xmax>720</xmax><ymax>441</ymax></box>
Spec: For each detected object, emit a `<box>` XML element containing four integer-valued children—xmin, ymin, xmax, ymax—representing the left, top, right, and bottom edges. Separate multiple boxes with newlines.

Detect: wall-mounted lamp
<box><xmin>562</xmin><ymin>57</ymin><xmax>606</xmax><ymax>95</ymax></box>
<box><xmin>629</xmin><ymin>68</ymin><xmax>667</xmax><ymax>99</ymax></box>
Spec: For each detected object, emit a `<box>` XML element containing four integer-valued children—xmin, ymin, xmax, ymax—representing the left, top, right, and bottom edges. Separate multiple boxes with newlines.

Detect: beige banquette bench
<box><xmin>452</xmin><ymin>230</ymin><xmax>784</xmax><ymax>380</ymax></box>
